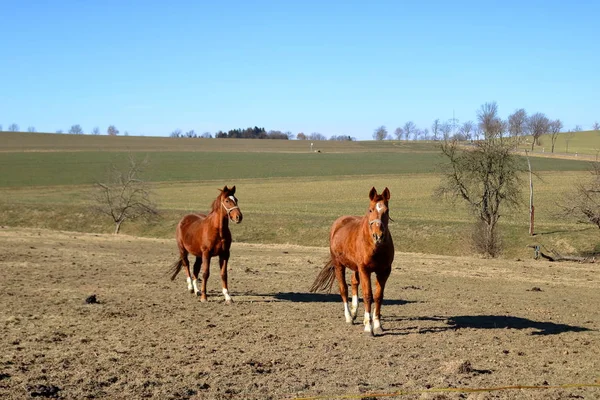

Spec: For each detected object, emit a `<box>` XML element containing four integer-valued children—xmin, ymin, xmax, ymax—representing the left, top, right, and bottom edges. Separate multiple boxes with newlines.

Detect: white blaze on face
<box><xmin>375</xmin><ymin>202</ymin><xmax>384</xmax><ymax>213</ymax></box>
<box><xmin>228</xmin><ymin>195</ymin><xmax>237</xmax><ymax>204</ymax></box>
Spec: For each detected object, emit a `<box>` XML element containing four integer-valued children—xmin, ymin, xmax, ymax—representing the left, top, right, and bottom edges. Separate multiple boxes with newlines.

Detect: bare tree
<box><xmin>565</xmin><ymin>130</ymin><xmax>576</xmax><ymax>153</ymax></box>
<box><xmin>573</xmin><ymin>125</ymin><xmax>583</xmax><ymax>132</ymax></box>
<box><xmin>27</xmin><ymin>126</ymin><xmax>36</xmax><ymax>132</ymax></box>
<box><xmin>439</xmin><ymin>122</ymin><xmax>452</xmax><ymax>141</ymax></box>
<box><xmin>393</xmin><ymin>127</ymin><xmax>403</xmax><ymax>140</ymax></box>
<box><xmin>559</xmin><ymin>162</ymin><xmax>600</xmax><ymax>228</ymax></box>
<box><xmin>549</xmin><ymin>119</ymin><xmax>563</xmax><ymax>153</ymax></box>
<box><xmin>508</xmin><ymin>108</ymin><xmax>528</xmax><ymax>137</ymax></box>
<box><xmin>431</xmin><ymin>119</ymin><xmax>440</xmax><ymax>141</ymax></box>
<box><xmin>92</xmin><ymin>127</ymin><xmax>100</xmax><ymax>135</ymax></box>
<box><xmin>56</xmin><ymin>129</ymin><xmax>64</xmax><ymax>134</ymax></box>
<box><xmin>372</xmin><ymin>126</ymin><xmax>388</xmax><ymax>141</ymax></box>
<box><xmin>69</xmin><ymin>124</ymin><xmax>83</xmax><ymax>134</ymax></box>
<box><xmin>107</xmin><ymin>125</ymin><xmax>119</xmax><ymax>136</ymax></box>
<box><xmin>8</xmin><ymin>123</ymin><xmax>19</xmax><ymax>132</ymax></box>
<box><xmin>309</xmin><ymin>132</ymin><xmax>327</xmax><ymax>141</ymax></box>
<box><xmin>460</xmin><ymin>121</ymin><xmax>474</xmax><ymax>141</ymax></box>
<box><xmin>527</xmin><ymin>113</ymin><xmax>549</xmax><ymax>150</ymax></box>
<box><xmin>201</xmin><ymin>132</ymin><xmax>213</xmax><ymax>139</ymax></box>
<box><xmin>437</xmin><ymin>102</ymin><xmax>523</xmax><ymax>257</ymax></box>
<box><xmin>93</xmin><ymin>155</ymin><xmax>159</xmax><ymax>234</ymax></box>
<box><xmin>593</xmin><ymin>122</ymin><xmax>600</xmax><ymax>131</ymax></box>
<box><xmin>403</xmin><ymin>121</ymin><xmax>416</xmax><ymax>141</ymax></box>
<box><xmin>184</xmin><ymin>130</ymin><xmax>196</xmax><ymax>138</ymax></box>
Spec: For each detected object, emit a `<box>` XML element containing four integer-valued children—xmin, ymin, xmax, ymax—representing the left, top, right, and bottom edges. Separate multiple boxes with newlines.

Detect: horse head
<box><xmin>367</xmin><ymin>186</ymin><xmax>390</xmax><ymax>245</ymax></box>
<box><xmin>221</xmin><ymin>185</ymin><xmax>243</xmax><ymax>224</ymax></box>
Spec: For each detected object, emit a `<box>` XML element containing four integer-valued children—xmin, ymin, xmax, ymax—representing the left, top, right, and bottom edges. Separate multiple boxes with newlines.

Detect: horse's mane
<box><xmin>209</xmin><ymin>194</ymin><xmax>222</xmax><ymax>215</ymax></box>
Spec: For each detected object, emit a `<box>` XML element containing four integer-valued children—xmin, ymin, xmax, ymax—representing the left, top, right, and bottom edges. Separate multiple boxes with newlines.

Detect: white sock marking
<box><xmin>364</xmin><ymin>311</ymin><xmax>372</xmax><ymax>332</ymax></box>
<box><xmin>192</xmin><ymin>279</ymin><xmax>199</xmax><ymax>294</ymax></box>
<box><xmin>222</xmin><ymin>288</ymin><xmax>232</xmax><ymax>302</ymax></box>
<box><xmin>186</xmin><ymin>277</ymin><xmax>193</xmax><ymax>291</ymax></box>
<box><xmin>343</xmin><ymin>302</ymin><xmax>352</xmax><ymax>323</ymax></box>
<box><xmin>351</xmin><ymin>295</ymin><xmax>358</xmax><ymax>316</ymax></box>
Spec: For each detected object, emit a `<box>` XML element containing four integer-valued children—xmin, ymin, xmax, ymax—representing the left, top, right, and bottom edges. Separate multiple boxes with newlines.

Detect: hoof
<box><xmin>373</xmin><ymin>327</ymin><xmax>384</xmax><ymax>336</ymax></box>
<box><xmin>363</xmin><ymin>329</ymin><xmax>374</xmax><ymax>337</ymax></box>
<box><xmin>345</xmin><ymin>319</ymin><xmax>353</xmax><ymax>325</ymax></box>
<box><xmin>194</xmin><ymin>291</ymin><xmax>201</xmax><ymax>297</ymax></box>
<box><xmin>225</xmin><ymin>299</ymin><xmax>233</xmax><ymax>305</ymax></box>
<box><xmin>200</xmin><ymin>296</ymin><xmax>208</xmax><ymax>303</ymax></box>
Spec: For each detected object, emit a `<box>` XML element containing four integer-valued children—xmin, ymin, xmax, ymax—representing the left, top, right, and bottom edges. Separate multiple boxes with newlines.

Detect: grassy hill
<box><xmin>1</xmin><ymin>131</ymin><xmax>598</xmax><ymax>259</ymax></box>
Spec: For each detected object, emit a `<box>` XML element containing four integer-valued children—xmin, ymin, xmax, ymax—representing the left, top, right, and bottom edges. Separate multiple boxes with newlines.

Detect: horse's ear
<box><xmin>369</xmin><ymin>187</ymin><xmax>377</xmax><ymax>201</ymax></box>
<box><xmin>222</xmin><ymin>185</ymin><xmax>228</xmax><ymax>193</ymax></box>
<box><xmin>230</xmin><ymin>186</ymin><xmax>236</xmax><ymax>195</ymax></box>
<box><xmin>382</xmin><ymin>187</ymin><xmax>390</xmax><ymax>201</ymax></box>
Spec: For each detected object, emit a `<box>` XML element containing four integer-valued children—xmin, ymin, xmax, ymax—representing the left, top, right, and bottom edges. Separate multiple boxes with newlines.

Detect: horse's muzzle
<box><xmin>231</xmin><ymin>213</ymin><xmax>243</xmax><ymax>224</ymax></box>
<box><xmin>372</xmin><ymin>233</ymin><xmax>384</xmax><ymax>245</ymax></box>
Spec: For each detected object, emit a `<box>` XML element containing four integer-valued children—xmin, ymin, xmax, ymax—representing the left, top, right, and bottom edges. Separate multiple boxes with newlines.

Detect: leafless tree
<box><xmin>92</xmin><ymin>127</ymin><xmax>100</xmax><ymax>135</ymax></box>
<box><xmin>27</xmin><ymin>126</ymin><xmax>36</xmax><ymax>132</ymax></box>
<box><xmin>549</xmin><ymin>119</ymin><xmax>563</xmax><ymax>153</ymax></box>
<box><xmin>372</xmin><ymin>126</ymin><xmax>388</xmax><ymax>141</ymax></box>
<box><xmin>477</xmin><ymin>102</ymin><xmax>506</xmax><ymax>139</ymax></box>
<box><xmin>184</xmin><ymin>130</ymin><xmax>196</xmax><ymax>138</ymax></box>
<box><xmin>56</xmin><ymin>129</ymin><xmax>64</xmax><ymax>134</ymax></box>
<box><xmin>420</xmin><ymin>128</ymin><xmax>429</xmax><ymax>140</ymax></box>
<box><xmin>437</xmin><ymin>102</ymin><xmax>523</xmax><ymax>257</ymax></box>
<box><xmin>403</xmin><ymin>121</ymin><xmax>416</xmax><ymax>141</ymax></box>
<box><xmin>309</xmin><ymin>132</ymin><xmax>327</xmax><ymax>141</ymax></box>
<box><xmin>201</xmin><ymin>132</ymin><xmax>213</xmax><ymax>139</ymax></box>
<box><xmin>439</xmin><ymin>122</ymin><xmax>452</xmax><ymax>141</ymax></box>
<box><xmin>69</xmin><ymin>124</ymin><xmax>83</xmax><ymax>134</ymax></box>
<box><xmin>593</xmin><ymin>122</ymin><xmax>600</xmax><ymax>131</ymax></box>
<box><xmin>393</xmin><ymin>127</ymin><xmax>403</xmax><ymax>140</ymax></box>
<box><xmin>565</xmin><ymin>130</ymin><xmax>576</xmax><ymax>153</ymax></box>
<box><xmin>573</xmin><ymin>125</ymin><xmax>583</xmax><ymax>132</ymax></box>
<box><xmin>559</xmin><ymin>162</ymin><xmax>600</xmax><ymax>229</ymax></box>
<box><xmin>107</xmin><ymin>125</ymin><xmax>119</xmax><ymax>136</ymax></box>
<box><xmin>92</xmin><ymin>155</ymin><xmax>159</xmax><ymax>234</ymax></box>
<box><xmin>527</xmin><ymin>113</ymin><xmax>549</xmax><ymax>150</ymax></box>
<box><xmin>431</xmin><ymin>119</ymin><xmax>440</xmax><ymax>141</ymax></box>
<box><xmin>460</xmin><ymin>121</ymin><xmax>474</xmax><ymax>141</ymax></box>
<box><xmin>8</xmin><ymin>123</ymin><xmax>19</xmax><ymax>132</ymax></box>
<box><xmin>508</xmin><ymin>108</ymin><xmax>528</xmax><ymax>137</ymax></box>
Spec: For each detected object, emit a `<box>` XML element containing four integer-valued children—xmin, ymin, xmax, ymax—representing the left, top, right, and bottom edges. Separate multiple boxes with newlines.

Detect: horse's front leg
<box><xmin>373</xmin><ymin>267</ymin><xmax>391</xmax><ymax>336</ymax></box>
<box><xmin>350</xmin><ymin>270</ymin><xmax>360</xmax><ymax>321</ymax></box>
<box><xmin>200</xmin><ymin>253</ymin><xmax>211</xmax><ymax>302</ymax></box>
<box><xmin>219</xmin><ymin>253</ymin><xmax>233</xmax><ymax>304</ymax></box>
<box><xmin>359</xmin><ymin>268</ymin><xmax>374</xmax><ymax>335</ymax></box>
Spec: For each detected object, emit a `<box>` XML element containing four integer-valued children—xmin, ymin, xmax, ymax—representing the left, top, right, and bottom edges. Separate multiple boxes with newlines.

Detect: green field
<box><xmin>1</xmin><ymin>131</ymin><xmax>598</xmax><ymax>259</ymax></box>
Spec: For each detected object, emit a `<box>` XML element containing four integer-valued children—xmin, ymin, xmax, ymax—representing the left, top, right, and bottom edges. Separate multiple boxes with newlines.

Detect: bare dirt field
<box><xmin>1</xmin><ymin>227</ymin><xmax>599</xmax><ymax>400</ymax></box>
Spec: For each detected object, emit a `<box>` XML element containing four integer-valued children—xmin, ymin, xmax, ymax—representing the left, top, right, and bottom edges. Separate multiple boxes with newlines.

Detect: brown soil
<box><xmin>1</xmin><ymin>227</ymin><xmax>599</xmax><ymax>400</ymax></box>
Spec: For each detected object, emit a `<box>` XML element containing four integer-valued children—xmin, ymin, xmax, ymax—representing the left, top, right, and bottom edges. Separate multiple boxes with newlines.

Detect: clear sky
<box><xmin>1</xmin><ymin>0</ymin><xmax>598</xmax><ymax>140</ymax></box>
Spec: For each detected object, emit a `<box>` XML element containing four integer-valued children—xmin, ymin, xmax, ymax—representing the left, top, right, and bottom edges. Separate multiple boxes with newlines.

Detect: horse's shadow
<box><xmin>385</xmin><ymin>315</ymin><xmax>592</xmax><ymax>336</ymax></box>
<box><xmin>274</xmin><ymin>292</ymin><xmax>414</xmax><ymax>306</ymax></box>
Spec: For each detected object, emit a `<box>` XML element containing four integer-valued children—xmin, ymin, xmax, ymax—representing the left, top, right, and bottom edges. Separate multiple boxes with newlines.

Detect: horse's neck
<box><xmin>210</xmin><ymin>208</ymin><xmax>229</xmax><ymax>238</ymax></box>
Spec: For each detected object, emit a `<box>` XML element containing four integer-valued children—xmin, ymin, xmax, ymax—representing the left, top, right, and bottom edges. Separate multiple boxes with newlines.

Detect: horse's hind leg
<box><xmin>179</xmin><ymin>248</ymin><xmax>193</xmax><ymax>293</ymax></box>
<box><xmin>373</xmin><ymin>267</ymin><xmax>391</xmax><ymax>336</ymax></box>
<box><xmin>334</xmin><ymin>266</ymin><xmax>352</xmax><ymax>324</ymax></box>
<box><xmin>191</xmin><ymin>257</ymin><xmax>202</xmax><ymax>296</ymax></box>
<box><xmin>350</xmin><ymin>270</ymin><xmax>360</xmax><ymax>321</ymax></box>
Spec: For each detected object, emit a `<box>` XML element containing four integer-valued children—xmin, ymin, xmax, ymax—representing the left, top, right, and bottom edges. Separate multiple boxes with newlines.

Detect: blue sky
<box><xmin>1</xmin><ymin>1</ymin><xmax>598</xmax><ymax>140</ymax></box>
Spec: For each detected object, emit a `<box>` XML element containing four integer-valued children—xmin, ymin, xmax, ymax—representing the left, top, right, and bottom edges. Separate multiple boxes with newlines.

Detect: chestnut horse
<box><xmin>310</xmin><ymin>187</ymin><xmax>394</xmax><ymax>336</ymax></box>
<box><xmin>169</xmin><ymin>186</ymin><xmax>243</xmax><ymax>303</ymax></box>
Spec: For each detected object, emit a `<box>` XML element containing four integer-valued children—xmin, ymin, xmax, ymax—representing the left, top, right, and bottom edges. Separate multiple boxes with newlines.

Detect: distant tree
<box><xmin>527</xmin><ymin>113</ymin><xmax>550</xmax><ymax>150</ymax></box>
<box><xmin>184</xmin><ymin>130</ymin><xmax>196</xmax><ymax>138</ymax></box>
<box><xmin>593</xmin><ymin>122</ymin><xmax>600</xmax><ymax>131</ymax></box>
<box><xmin>412</xmin><ymin>128</ymin><xmax>423</xmax><ymax>141</ymax></box>
<box><xmin>107</xmin><ymin>125</ymin><xmax>119</xmax><ymax>136</ymax></box>
<box><xmin>170</xmin><ymin>129</ymin><xmax>182</xmax><ymax>138</ymax></box>
<box><xmin>437</xmin><ymin>102</ymin><xmax>523</xmax><ymax>257</ymax></box>
<box><xmin>431</xmin><ymin>119</ymin><xmax>440</xmax><ymax>141</ymax></box>
<box><xmin>421</xmin><ymin>128</ymin><xmax>429</xmax><ymax>140</ymax></box>
<box><xmin>573</xmin><ymin>125</ymin><xmax>583</xmax><ymax>132</ymax></box>
<box><xmin>329</xmin><ymin>134</ymin><xmax>354</xmax><ymax>141</ymax></box>
<box><xmin>508</xmin><ymin>108</ymin><xmax>528</xmax><ymax>137</ymax></box>
<box><xmin>0</xmin><ymin>124</ymin><xmax>3</xmax><ymax>131</ymax></box>
<box><xmin>200</xmin><ymin>132</ymin><xmax>213</xmax><ymax>139</ymax></box>
<box><xmin>440</xmin><ymin>122</ymin><xmax>452</xmax><ymax>141</ymax></box>
<box><xmin>285</xmin><ymin>131</ymin><xmax>295</xmax><ymax>140</ymax></box>
<box><xmin>124</xmin><ymin>131</ymin><xmax>130</xmax><ymax>136</ymax></box>
<box><xmin>460</xmin><ymin>121</ymin><xmax>474</xmax><ymax>141</ymax></box>
<box><xmin>8</xmin><ymin>123</ymin><xmax>19</xmax><ymax>132</ymax></box>
<box><xmin>393</xmin><ymin>127</ymin><xmax>403</xmax><ymax>140</ymax></box>
<box><xmin>27</xmin><ymin>126</ymin><xmax>36</xmax><ymax>132</ymax></box>
<box><xmin>372</xmin><ymin>125</ymin><xmax>388</xmax><ymax>141</ymax></box>
<box><xmin>92</xmin><ymin>127</ymin><xmax>100</xmax><ymax>135</ymax></box>
<box><xmin>296</xmin><ymin>132</ymin><xmax>307</xmax><ymax>140</ymax></box>
<box><xmin>69</xmin><ymin>124</ymin><xmax>83</xmax><ymax>134</ymax></box>
<box><xmin>549</xmin><ymin>119</ymin><xmax>563</xmax><ymax>153</ymax></box>
<box><xmin>92</xmin><ymin>154</ymin><xmax>159</xmax><ymax>234</ymax></box>
<box><xmin>56</xmin><ymin>129</ymin><xmax>64</xmax><ymax>134</ymax></box>
<box><xmin>267</xmin><ymin>130</ymin><xmax>290</xmax><ymax>139</ymax></box>
<box><xmin>215</xmin><ymin>130</ymin><xmax>227</xmax><ymax>138</ymax></box>
<box><xmin>309</xmin><ymin>132</ymin><xmax>327</xmax><ymax>141</ymax></box>
<box><xmin>401</xmin><ymin>121</ymin><xmax>415</xmax><ymax>141</ymax></box>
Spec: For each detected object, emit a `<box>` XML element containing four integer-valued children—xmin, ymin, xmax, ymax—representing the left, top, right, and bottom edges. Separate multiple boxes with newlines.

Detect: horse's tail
<box><xmin>169</xmin><ymin>258</ymin><xmax>184</xmax><ymax>281</ymax></box>
<box><xmin>309</xmin><ymin>258</ymin><xmax>336</xmax><ymax>293</ymax></box>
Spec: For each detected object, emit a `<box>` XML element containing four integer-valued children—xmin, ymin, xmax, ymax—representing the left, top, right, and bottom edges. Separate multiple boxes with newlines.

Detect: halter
<box><xmin>222</xmin><ymin>201</ymin><xmax>240</xmax><ymax>220</ymax></box>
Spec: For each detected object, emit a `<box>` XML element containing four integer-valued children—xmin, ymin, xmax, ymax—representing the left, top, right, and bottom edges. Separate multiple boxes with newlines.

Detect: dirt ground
<box><xmin>1</xmin><ymin>227</ymin><xmax>599</xmax><ymax>400</ymax></box>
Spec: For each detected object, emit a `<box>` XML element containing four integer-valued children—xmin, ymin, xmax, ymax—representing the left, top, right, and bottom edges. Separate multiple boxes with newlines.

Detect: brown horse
<box><xmin>310</xmin><ymin>187</ymin><xmax>394</xmax><ymax>336</ymax></box>
<box><xmin>169</xmin><ymin>185</ymin><xmax>243</xmax><ymax>303</ymax></box>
